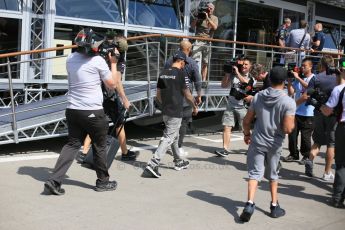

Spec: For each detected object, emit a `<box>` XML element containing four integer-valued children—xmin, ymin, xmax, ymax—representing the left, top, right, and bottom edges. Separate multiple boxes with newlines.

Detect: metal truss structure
<box><xmin>0</xmin><ymin>34</ymin><xmax>327</xmax><ymax>145</ymax></box>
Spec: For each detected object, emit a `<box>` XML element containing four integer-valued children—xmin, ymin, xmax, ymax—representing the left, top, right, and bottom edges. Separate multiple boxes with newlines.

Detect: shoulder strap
<box><xmin>298</xmin><ymin>29</ymin><xmax>307</xmax><ymax>49</ymax></box>
<box><xmin>336</xmin><ymin>87</ymin><xmax>345</xmax><ymax>122</ymax></box>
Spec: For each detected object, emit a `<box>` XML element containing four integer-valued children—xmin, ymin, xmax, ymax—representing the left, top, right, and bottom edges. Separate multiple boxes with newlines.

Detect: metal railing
<box><xmin>0</xmin><ymin>34</ymin><xmax>344</xmax><ymax>144</ymax></box>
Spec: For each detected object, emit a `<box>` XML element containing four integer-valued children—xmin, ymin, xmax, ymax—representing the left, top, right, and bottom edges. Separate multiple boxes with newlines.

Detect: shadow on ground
<box><xmin>17</xmin><ymin>166</ymin><xmax>94</xmax><ymax>192</ymax></box>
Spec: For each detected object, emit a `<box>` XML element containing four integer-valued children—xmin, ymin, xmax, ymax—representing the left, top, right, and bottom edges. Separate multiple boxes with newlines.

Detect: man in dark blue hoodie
<box><xmin>239</xmin><ymin>66</ymin><xmax>296</xmax><ymax>222</ymax></box>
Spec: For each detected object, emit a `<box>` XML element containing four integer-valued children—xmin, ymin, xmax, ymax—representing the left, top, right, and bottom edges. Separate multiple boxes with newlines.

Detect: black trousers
<box><xmin>49</xmin><ymin>109</ymin><xmax>110</xmax><ymax>184</ymax></box>
<box><xmin>178</xmin><ymin>106</ymin><xmax>193</xmax><ymax>148</ymax></box>
<box><xmin>288</xmin><ymin>115</ymin><xmax>314</xmax><ymax>158</ymax></box>
<box><xmin>333</xmin><ymin>122</ymin><xmax>345</xmax><ymax>202</ymax></box>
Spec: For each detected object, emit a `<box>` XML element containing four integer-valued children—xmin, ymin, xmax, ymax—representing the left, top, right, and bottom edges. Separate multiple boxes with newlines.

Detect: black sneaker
<box><xmin>44</xmin><ymin>180</ymin><xmax>65</xmax><ymax>195</ymax></box>
<box><xmin>76</xmin><ymin>151</ymin><xmax>87</xmax><ymax>164</ymax></box>
<box><xmin>214</xmin><ymin>149</ymin><xmax>230</xmax><ymax>157</ymax></box>
<box><xmin>269</xmin><ymin>202</ymin><xmax>286</xmax><ymax>218</ymax></box>
<box><xmin>239</xmin><ymin>202</ymin><xmax>255</xmax><ymax>222</ymax></box>
<box><xmin>121</xmin><ymin>150</ymin><xmax>137</xmax><ymax>161</ymax></box>
<box><xmin>94</xmin><ymin>179</ymin><xmax>117</xmax><ymax>192</ymax></box>
<box><xmin>174</xmin><ymin>160</ymin><xmax>190</xmax><ymax>171</ymax></box>
<box><xmin>283</xmin><ymin>155</ymin><xmax>299</xmax><ymax>162</ymax></box>
<box><xmin>305</xmin><ymin>159</ymin><xmax>314</xmax><ymax>177</ymax></box>
<box><xmin>298</xmin><ymin>156</ymin><xmax>308</xmax><ymax>165</ymax></box>
<box><xmin>145</xmin><ymin>163</ymin><xmax>161</xmax><ymax>178</ymax></box>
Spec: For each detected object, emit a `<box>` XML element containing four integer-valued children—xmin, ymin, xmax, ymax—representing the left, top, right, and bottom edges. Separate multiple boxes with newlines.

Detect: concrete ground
<box><xmin>0</xmin><ymin>125</ymin><xmax>344</xmax><ymax>230</ymax></box>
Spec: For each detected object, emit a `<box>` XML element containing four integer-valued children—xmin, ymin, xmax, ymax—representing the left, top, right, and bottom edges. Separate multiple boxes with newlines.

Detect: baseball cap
<box><xmin>269</xmin><ymin>66</ymin><xmax>288</xmax><ymax>84</ymax></box>
<box><xmin>173</xmin><ymin>51</ymin><xmax>188</xmax><ymax>64</ymax></box>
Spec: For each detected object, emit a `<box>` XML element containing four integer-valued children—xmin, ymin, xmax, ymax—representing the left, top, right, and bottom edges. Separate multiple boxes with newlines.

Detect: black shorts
<box><xmin>103</xmin><ymin>98</ymin><xmax>125</xmax><ymax>128</ymax></box>
<box><xmin>312</xmin><ymin>112</ymin><xmax>337</xmax><ymax>147</ymax></box>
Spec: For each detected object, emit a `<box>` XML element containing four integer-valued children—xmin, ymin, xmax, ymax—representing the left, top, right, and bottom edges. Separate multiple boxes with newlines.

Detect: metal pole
<box><xmin>7</xmin><ymin>58</ymin><xmax>19</xmax><ymax>143</ymax></box>
<box><xmin>145</xmin><ymin>39</ymin><xmax>153</xmax><ymax>116</ymax></box>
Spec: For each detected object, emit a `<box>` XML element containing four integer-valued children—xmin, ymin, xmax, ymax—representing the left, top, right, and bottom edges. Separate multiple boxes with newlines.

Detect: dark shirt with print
<box><xmin>276</xmin><ymin>25</ymin><xmax>289</xmax><ymax>45</ymax></box>
<box><xmin>157</xmin><ymin>67</ymin><xmax>189</xmax><ymax>118</ymax></box>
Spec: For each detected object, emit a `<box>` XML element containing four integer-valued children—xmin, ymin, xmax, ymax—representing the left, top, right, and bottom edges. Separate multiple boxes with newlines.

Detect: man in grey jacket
<box><xmin>240</xmin><ymin>66</ymin><xmax>296</xmax><ymax>222</ymax></box>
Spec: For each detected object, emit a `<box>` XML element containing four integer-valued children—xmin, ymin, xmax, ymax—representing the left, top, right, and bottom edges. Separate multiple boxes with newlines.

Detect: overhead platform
<box><xmin>0</xmin><ymin>81</ymin><xmax>229</xmax><ymax>145</ymax></box>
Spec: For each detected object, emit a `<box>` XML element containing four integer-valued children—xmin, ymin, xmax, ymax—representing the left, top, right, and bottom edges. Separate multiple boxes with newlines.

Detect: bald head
<box><xmin>180</xmin><ymin>40</ymin><xmax>192</xmax><ymax>56</ymax></box>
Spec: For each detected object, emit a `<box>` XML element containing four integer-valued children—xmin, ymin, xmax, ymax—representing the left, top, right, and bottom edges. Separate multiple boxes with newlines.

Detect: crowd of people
<box><xmin>43</xmin><ymin>3</ymin><xmax>345</xmax><ymax>224</ymax></box>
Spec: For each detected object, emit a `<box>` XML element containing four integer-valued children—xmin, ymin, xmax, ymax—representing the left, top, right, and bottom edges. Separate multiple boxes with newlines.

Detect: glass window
<box><xmin>52</xmin><ymin>23</ymin><xmax>124</xmax><ymax>80</ymax></box>
<box><xmin>237</xmin><ymin>1</ymin><xmax>280</xmax><ymax>45</ymax></box>
<box><xmin>128</xmin><ymin>0</ymin><xmax>184</xmax><ymax>30</ymax></box>
<box><xmin>317</xmin><ymin>21</ymin><xmax>340</xmax><ymax>52</ymax></box>
<box><xmin>0</xmin><ymin>17</ymin><xmax>21</xmax><ymax>79</ymax></box>
<box><xmin>0</xmin><ymin>0</ymin><xmax>21</xmax><ymax>11</ymax></box>
<box><xmin>213</xmin><ymin>0</ymin><xmax>236</xmax><ymax>41</ymax></box>
<box><xmin>56</xmin><ymin>0</ymin><xmax>122</xmax><ymax>23</ymax></box>
<box><xmin>283</xmin><ymin>10</ymin><xmax>305</xmax><ymax>30</ymax></box>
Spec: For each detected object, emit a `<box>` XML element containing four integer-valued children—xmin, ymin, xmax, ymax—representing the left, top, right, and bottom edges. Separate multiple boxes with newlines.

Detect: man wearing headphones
<box><xmin>44</xmin><ymin>28</ymin><xmax>119</xmax><ymax>195</ymax></box>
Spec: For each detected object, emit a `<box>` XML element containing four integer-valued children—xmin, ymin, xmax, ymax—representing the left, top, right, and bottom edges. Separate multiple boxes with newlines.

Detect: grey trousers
<box><xmin>152</xmin><ymin>115</ymin><xmax>183</xmax><ymax>164</ymax></box>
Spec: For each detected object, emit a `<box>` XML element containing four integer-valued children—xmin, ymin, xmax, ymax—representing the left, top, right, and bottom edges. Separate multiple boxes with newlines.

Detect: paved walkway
<box><xmin>0</xmin><ymin>132</ymin><xmax>344</xmax><ymax>230</ymax></box>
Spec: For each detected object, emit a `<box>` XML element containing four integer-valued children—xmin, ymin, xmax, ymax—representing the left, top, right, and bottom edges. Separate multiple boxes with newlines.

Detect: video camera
<box><xmin>98</xmin><ymin>40</ymin><xmax>120</xmax><ymax>60</ymax></box>
<box><xmin>223</xmin><ymin>54</ymin><xmax>245</xmax><ymax>74</ymax></box>
<box><xmin>98</xmin><ymin>36</ymin><xmax>128</xmax><ymax>63</ymax></box>
<box><xmin>305</xmin><ymin>88</ymin><xmax>329</xmax><ymax>111</ymax></box>
<box><xmin>229</xmin><ymin>80</ymin><xmax>257</xmax><ymax>101</ymax></box>
<box><xmin>286</xmin><ymin>63</ymin><xmax>302</xmax><ymax>79</ymax></box>
<box><xmin>197</xmin><ymin>2</ymin><xmax>210</xmax><ymax>20</ymax></box>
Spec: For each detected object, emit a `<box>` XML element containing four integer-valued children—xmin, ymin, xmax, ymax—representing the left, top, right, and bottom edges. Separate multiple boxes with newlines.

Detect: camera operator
<box><xmin>76</xmin><ymin>35</ymin><xmax>136</xmax><ymax>163</ymax></box>
<box><xmin>164</xmin><ymin>40</ymin><xmax>202</xmax><ymax>156</ymax></box>
<box><xmin>285</xmin><ymin>58</ymin><xmax>315</xmax><ymax>164</ymax></box>
<box><xmin>44</xmin><ymin>28</ymin><xmax>119</xmax><ymax>195</ymax></box>
<box><xmin>215</xmin><ymin>57</ymin><xmax>254</xmax><ymax>157</ymax></box>
<box><xmin>191</xmin><ymin>1</ymin><xmax>218</xmax><ymax>85</ymax></box>
<box><xmin>297</xmin><ymin>55</ymin><xmax>338</xmax><ymax>180</ymax></box>
<box><xmin>101</xmin><ymin>35</ymin><xmax>137</xmax><ymax>161</ymax></box>
<box><xmin>320</xmin><ymin>58</ymin><xmax>345</xmax><ymax>208</ymax></box>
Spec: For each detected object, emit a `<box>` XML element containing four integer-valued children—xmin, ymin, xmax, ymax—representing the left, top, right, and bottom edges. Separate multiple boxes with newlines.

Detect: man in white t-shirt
<box><xmin>44</xmin><ymin>28</ymin><xmax>119</xmax><ymax>195</ymax></box>
<box><xmin>321</xmin><ymin>58</ymin><xmax>345</xmax><ymax>208</ymax></box>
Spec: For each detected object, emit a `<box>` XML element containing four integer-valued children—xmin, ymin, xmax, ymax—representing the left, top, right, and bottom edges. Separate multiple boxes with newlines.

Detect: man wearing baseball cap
<box><xmin>144</xmin><ymin>51</ymin><xmax>198</xmax><ymax>178</ymax></box>
<box><xmin>240</xmin><ymin>66</ymin><xmax>296</xmax><ymax>221</ymax></box>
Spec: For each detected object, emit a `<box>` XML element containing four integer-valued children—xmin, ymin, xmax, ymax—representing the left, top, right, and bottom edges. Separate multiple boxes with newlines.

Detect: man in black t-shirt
<box><xmin>144</xmin><ymin>51</ymin><xmax>198</xmax><ymax>178</ymax></box>
<box><xmin>297</xmin><ymin>55</ymin><xmax>337</xmax><ymax>179</ymax></box>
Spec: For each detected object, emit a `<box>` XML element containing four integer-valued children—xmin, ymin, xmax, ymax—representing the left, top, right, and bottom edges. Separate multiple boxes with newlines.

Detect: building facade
<box><xmin>0</xmin><ymin>0</ymin><xmax>344</xmax><ymax>87</ymax></box>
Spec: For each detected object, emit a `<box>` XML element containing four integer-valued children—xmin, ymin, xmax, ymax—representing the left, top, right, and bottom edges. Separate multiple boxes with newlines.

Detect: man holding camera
<box><xmin>191</xmin><ymin>1</ymin><xmax>218</xmax><ymax>85</ymax></box>
<box><xmin>76</xmin><ymin>35</ymin><xmax>136</xmax><ymax>163</ymax></box>
<box><xmin>285</xmin><ymin>58</ymin><xmax>315</xmax><ymax>164</ymax></box>
<box><xmin>44</xmin><ymin>28</ymin><xmax>119</xmax><ymax>195</ymax></box>
<box><xmin>240</xmin><ymin>66</ymin><xmax>296</xmax><ymax>222</ymax></box>
<box><xmin>320</xmin><ymin>57</ymin><xmax>345</xmax><ymax>208</ymax></box>
<box><xmin>215</xmin><ymin>57</ymin><xmax>253</xmax><ymax>157</ymax></box>
<box><xmin>298</xmin><ymin>55</ymin><xmax>337</xmax><ymax>180</ymax></box>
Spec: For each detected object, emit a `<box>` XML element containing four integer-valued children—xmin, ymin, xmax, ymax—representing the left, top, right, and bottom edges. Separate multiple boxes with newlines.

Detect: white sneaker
<box><xmin>179</xmin><ymin>147</ymin><xmax>188</xmax><ymax>157</ymax></box>
<box><xmin>322</xmin><ymin>172</ymin><xmax>335</xmax><ymax>181</ymax></box>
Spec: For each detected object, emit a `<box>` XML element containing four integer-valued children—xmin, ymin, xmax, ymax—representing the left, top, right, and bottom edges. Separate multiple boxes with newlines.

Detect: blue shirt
<box><xmin>293</xmin><ymin>74</ymin><xmax>315</xmax><ymax>116</ymax></box>
<box><xmin>312</xmin><ymin>31</ymin><xmax>325</xmax><ymax>51</ymax></box>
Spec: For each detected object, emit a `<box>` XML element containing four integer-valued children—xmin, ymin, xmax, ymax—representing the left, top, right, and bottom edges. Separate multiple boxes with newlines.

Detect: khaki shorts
<box><xmin>222</xmin><ymin>105</ymin><xmax>247</xmax><ymax>129</ymax></box>
<box><xmin>192</xmin><ymin>40</ymin><xmax>210</xmax><ymax>64</ymax></box>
